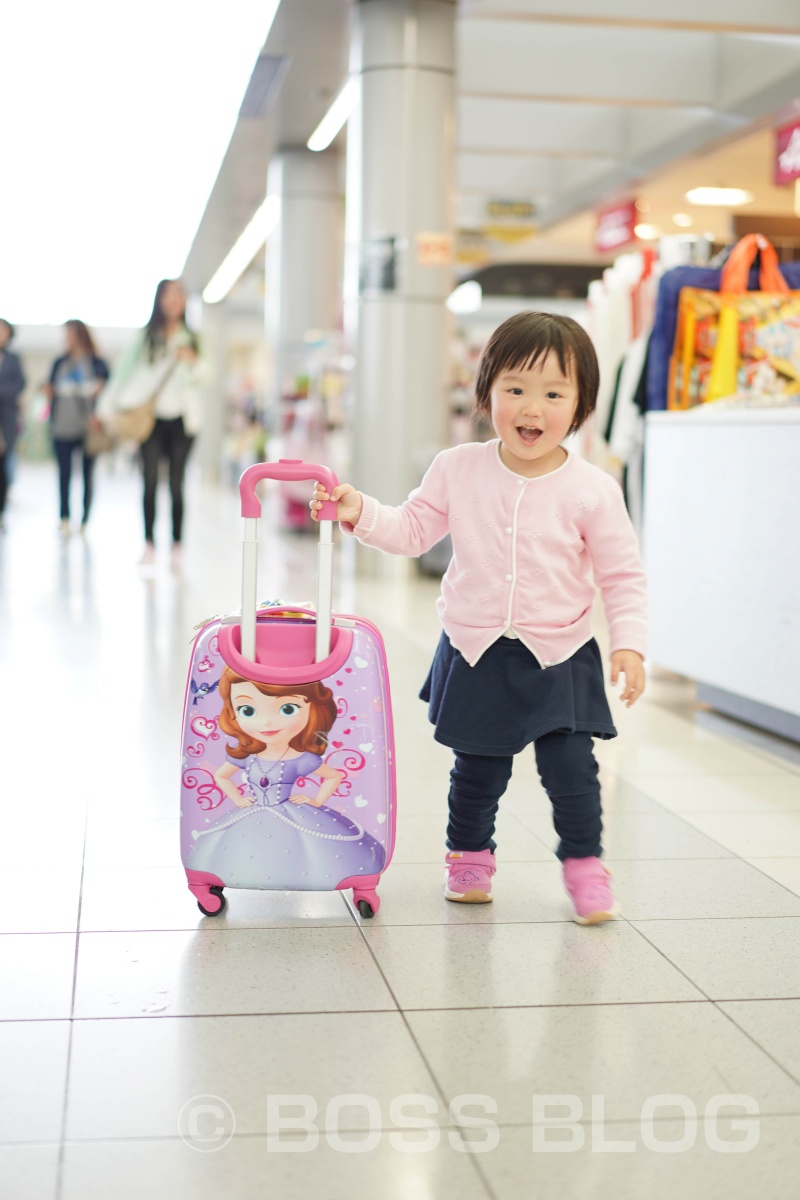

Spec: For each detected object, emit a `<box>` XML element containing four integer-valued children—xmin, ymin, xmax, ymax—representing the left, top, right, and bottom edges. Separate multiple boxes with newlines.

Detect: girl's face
<box><xmin>230</xmin><ymin>683</ymin><xmax>309</xmax><ymax>751</ymax></box>
<box><xmin>490</xmin><ymin>351</ymin><xmax>579</xmax><ymax>477</ymax></box>
<box><xmin>158</xmin><ymin>281</ymin><xmax>186</xmax><ymax>323</ymax></box>
<box><xmin>65</xmin><ymin>324</ymin><xmax>81</xmax><ymax>356</ymax></box>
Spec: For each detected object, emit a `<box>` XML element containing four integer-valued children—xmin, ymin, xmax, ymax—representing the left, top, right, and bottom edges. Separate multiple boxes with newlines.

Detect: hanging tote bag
<box><xmin>83</xmin><ymin>420</ymin><xmax>115</xmax><ymax>457</ymax></box>
<box><xmin>104</xmin><ymin>355</ymin><xmax>178</xmax><ymax>444</ymax></box>
<box><xmin>667</xmin><ymin>234</ymin><xmax>800</xmax><ymax>410</ymax></box>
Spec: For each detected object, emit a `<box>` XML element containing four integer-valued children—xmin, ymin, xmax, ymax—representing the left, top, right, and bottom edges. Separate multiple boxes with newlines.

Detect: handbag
<box><xmin>106</xmin><ymin>355</ymin><xmax>178</xmax><ymax>445</ymax></box>
<box><xmin>667</xmin><ymin>234</ymin><xmax>800</xmax><ymax>410</ymax></box>
<box><xmin>109</xmin><ymin>400</ymin><xmax>157</xmax><ymax>444</ymax></box>
<box><xmin>84</xmin><ymin>420</ymin><xmax>115</xmax><ymax>457</ymax></box>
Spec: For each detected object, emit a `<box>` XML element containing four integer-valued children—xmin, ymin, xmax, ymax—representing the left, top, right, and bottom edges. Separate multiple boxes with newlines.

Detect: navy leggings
<box><xmin>447</xmin><ymin>731</ymin><xmax>603</xmax><ymax>861</ymax></box>
<box><xmin>54</xmin><ymin>437</ymin><xmax>95</xmax><ymax>523</ymax></box>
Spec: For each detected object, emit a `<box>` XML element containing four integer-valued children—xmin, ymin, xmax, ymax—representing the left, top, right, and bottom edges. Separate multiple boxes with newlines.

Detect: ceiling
<box><xmin>183</xmin><ymin>0</ymin><xmax>800</xmax><ymax>291</ymax></box>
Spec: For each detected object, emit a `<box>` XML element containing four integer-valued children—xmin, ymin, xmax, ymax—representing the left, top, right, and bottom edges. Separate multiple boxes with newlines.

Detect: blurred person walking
<box><xmin>0</xmin><ymin>319</ymin><xmax>26</xmax><ymax>532</ymax></box>
<box><xmin>99</xmin><ymin>279</ymin><xmax>204</xmax><ymax>567</ymax></box>
<box><xmin>44</xmin><ymin>320</ymin><xmax>110</xmax><ymax>535</ymax></box>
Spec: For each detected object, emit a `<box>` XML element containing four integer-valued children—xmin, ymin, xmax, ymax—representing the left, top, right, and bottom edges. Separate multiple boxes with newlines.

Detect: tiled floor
<box><xmin>2</xmin><ymin>462</ymin><xmax>800</xmax><ymax>1199</ymax></box>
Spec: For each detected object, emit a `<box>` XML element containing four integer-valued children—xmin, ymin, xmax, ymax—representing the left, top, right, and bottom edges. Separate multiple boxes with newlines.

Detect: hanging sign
<box><xmin>775</xmin><ymin>117</ymin><xmax>800</xmax><ymax>185</ymax></box>
<box><xmin>486</xmin><ymin>199</ymin><xmax>537</xmax><ymax>221</ymax></box>
<box><xmin>359</xmin><ymin>236</ymin><xmax>397</xmax><ymax>293</ymax></box>
<box><xmin>595</xmin><ymin>200</ymin><xmax>637</xmax><ymax>254</ymax></box>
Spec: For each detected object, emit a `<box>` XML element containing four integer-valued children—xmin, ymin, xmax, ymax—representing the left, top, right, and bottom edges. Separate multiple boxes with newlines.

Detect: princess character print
<box><xmin>180</xmin><ymin>619</ymin><xmax>392</xmax><ymax>892</ymax></box>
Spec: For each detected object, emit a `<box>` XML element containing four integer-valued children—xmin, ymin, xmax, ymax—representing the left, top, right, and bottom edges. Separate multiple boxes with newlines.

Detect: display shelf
<box><xmin>643</xmin><ymin>408</ymin><xmax>800</xmax><ymax>741</ymax></box>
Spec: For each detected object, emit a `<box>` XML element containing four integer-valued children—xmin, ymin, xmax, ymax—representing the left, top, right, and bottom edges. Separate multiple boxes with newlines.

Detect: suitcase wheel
<box><xmin>356</xmin><ymin>897</ymin><xmax>378</xmax><ymax>919</ymax></box>
<box><xmin>197</xmin><ymin>885</ymin><xmax>226</xmax><ymax>917</ymax></box>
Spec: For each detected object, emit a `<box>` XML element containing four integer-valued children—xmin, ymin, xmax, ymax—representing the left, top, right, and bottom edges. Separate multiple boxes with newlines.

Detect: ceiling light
<box><xmin>634</xmin><ymin>224</ymin><xmax>661</xmax><ymax>240</ymax></box>
<box><xmin>307</xmin><ymin>78</ymin><xmax>359</xmax><ymax>152</ymax></box>
<box><xmin>685</xmin><ymin>187</ymin><xmax>754</xmax><ymax>206</ymax></box>
<box><xmin>446</xmin><ymin>281</ymin><xmax>482</xmax><ymax>314</ymax></box>
<box><xmin>203</xmin><ymin>196</ymin><xmax>281</xmax><ymax>304</ymax></box>
<box><xmin>672</xmin><ymin>213</ymin><xmax>693</xmax><ymax>227</ymax></box>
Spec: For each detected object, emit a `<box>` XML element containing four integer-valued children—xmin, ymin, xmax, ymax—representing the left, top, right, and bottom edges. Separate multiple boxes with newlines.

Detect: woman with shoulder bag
<box><xmin>43</xmin><ymin>320</ymin><xmax>109</xmax><ymax>536</ymax></box>
<box><xmin>99</xmin><ymin>279</ymin><xmax>205</xmax><ymax>567</ymax></box>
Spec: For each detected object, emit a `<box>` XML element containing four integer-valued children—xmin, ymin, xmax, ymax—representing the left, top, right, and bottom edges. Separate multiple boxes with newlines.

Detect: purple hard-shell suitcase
<box><xmin>180</xmin><ymin>459</ymin><xmax>397</xmax><ymax>918</ymax></box>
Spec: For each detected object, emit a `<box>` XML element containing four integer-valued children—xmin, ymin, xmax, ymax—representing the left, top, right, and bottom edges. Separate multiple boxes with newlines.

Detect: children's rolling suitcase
<box><xmin>180</xmin><ymin>459</ymin><xmax>396</xmax><ymax>918</ymax></box>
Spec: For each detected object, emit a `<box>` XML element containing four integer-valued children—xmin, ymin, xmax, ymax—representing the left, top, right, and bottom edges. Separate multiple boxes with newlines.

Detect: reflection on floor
<box><xmin>2</xmin><ymin>461</ymin><xmax>800</xmax><ymax>1199</ymax></box>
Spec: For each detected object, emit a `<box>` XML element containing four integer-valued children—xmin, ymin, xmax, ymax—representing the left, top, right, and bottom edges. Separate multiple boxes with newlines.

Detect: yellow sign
<box><xmin>483</xmin><ymin>224</ymin><xmax>539</xmax><ymax>245</ymax></box>
<box><xmin>486</xmin><ymin>199</ymin><xmax>537</xmax><ymax>221</ymax></box>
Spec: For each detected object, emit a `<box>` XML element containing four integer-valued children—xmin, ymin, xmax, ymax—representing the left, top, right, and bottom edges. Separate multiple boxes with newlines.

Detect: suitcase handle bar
<box><xmin>239</xmin><ymin>460</ymin><xmax>338</xmax><ymax>664</ymax></box>
<box><xmin>240</xmin><ymin>459</ymin><xmax>339</xmax><ymax>519</ymax></box>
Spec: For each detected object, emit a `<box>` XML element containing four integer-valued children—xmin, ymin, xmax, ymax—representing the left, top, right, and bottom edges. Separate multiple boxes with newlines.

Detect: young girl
<box><xmin>311</xmin><ymin>311</ymin><xmax>646</xmax><ymax>924</ymax></box>
<box><xmin>187</xmin><ymin>669</ymin><xmax>386</xmax><ymax>889</ymax></box>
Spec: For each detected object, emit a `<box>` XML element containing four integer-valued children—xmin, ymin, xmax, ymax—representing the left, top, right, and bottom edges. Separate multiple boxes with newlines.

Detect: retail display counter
<box><xmin>643</xmin><ymin>408</ymin><xmax>800</xmax><ymax>741</ymax></box>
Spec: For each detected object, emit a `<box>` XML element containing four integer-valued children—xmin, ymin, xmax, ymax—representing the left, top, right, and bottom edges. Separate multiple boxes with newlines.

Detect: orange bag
<box><xmin>667</xmin><ymin>234</ymin><xmax>800</xmax><ymax>409</ymax></box>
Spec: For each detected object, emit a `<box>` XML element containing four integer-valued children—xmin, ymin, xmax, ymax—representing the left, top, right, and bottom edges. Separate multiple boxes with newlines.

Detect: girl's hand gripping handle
<box><xmin>240</xmin><ymin>459</ymin><xmax>339</xmax><ymax>520</ymax></box>
<box><xmin>311</xmin><ymin>482</ymin><xmax>363</xmax><ymax>526</ymax></box>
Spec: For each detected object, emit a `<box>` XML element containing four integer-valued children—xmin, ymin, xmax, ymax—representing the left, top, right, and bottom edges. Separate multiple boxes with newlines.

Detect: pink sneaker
<box><xmin>444</xmin><ymin>849</ymin><xmax>496</xmax><ymax>903</ymax></box>
<box><xmin>562</xmin><ymin>857</ymin><xmax>619</xmax><ymax>925</ymax></box>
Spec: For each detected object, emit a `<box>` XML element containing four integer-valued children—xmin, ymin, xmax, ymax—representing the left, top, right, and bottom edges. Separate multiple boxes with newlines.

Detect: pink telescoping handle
<box><xmin>238</xmin><ymin>459</ymin><xmax>340</xmax><ymax>663</ymax></box>
<box><xmin>239</xmin><ymin>459</ymin><xmax>339</xmax><ymax>520</ymax></box>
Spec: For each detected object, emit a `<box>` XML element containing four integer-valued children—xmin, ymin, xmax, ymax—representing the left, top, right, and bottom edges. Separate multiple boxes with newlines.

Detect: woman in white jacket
<box><xmin>101</xmin><ymin>279</ymin><xmax>204</xmax><ymax>566</ymax></box>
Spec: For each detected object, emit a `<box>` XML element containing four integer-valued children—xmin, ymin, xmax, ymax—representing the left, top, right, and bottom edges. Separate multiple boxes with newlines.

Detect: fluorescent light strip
<box><xmin>685</xmin><ymin>187</ymin><xmax>754</xmax><ymax>206</ymax></box>
<box><xmin>307</xmin><ymin>78</ymin><xmax>359</xmax><ymax>152</ymax></box>
<box><xmin>203</xmin><ymin>195</ymin><xmax>281</xmax><ymax>304</ymax></box>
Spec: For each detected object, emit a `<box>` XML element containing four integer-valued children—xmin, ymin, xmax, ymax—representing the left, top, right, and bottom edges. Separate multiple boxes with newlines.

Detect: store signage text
<box><xmin>595</xmin><ymin>200</ymin><xmax>638</xmax><ymax>254</ymax></box>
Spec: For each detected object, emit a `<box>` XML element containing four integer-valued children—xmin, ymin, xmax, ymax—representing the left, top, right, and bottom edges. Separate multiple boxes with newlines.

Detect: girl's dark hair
<box><xmin>143</xmin><ymin>279</ymin><xmax>198</xmax><ymax>363</ymax></box>
<box><xmin>474</xmin><ymin>311</ymin><xmax>599</xmax><ymax>434</ymax></box>
<box><xmin>65</xmin><ymin>319</ymin><xmax>97</xmax><ymax>358</ymax></box>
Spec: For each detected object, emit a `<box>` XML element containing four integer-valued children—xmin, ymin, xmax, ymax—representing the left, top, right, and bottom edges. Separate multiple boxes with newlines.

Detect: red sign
<box><xmin>595</xmin><ymin>201</ymin><xmax>637</xmax><ymax>255</ymax></box>
<box><xmin>775</xmin><ymin>118</ymin><xmax>800</xmax><ymax>185</ymax></box>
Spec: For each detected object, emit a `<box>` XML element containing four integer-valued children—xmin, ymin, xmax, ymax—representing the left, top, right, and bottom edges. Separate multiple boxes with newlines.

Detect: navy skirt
<box><xmin>419</xmin><ymin>632</ymin><xmax>617</xmax><ymax>756</ymax></box>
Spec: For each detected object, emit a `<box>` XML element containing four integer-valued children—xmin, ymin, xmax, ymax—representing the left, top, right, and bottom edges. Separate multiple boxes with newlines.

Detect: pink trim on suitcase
<box><xmin>218</xmin><ymin>621</ymin><xmax>354</xmax><ymax>683</ymax></box>
<box><xmin>335</xmin><ymin>611</ymin><xmax>398</xmax><ymax>870</ymax></box>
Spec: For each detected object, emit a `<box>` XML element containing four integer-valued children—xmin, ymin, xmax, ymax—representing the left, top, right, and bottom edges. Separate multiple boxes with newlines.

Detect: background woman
<box><xmin>44</xmin><ymin>320</ymin><xmax>109</xmax><ymax>534</ymax></box>
<box><xmin>0</xmin><ymin>319</ymin><xmax>26</xmax><ymax>533</ymax></box>
<box><xmin>100</xmin><ymin>279</ymin><xmax>204</xmax><ymax>566</ymax></box>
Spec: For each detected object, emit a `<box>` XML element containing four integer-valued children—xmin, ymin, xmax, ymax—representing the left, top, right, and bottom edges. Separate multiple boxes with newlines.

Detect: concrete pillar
<box><xmin>196</xmin><ymin>298</ymin><xmax>227</xmax><ymax>483</ymax></box>
<box><xmin>346</xmin><ymin>0</ymin><xmax>456</xmax><ymax>504</ymax></box>
<box><xmin>265</xmin><ymin>149</ymin><xmax>343</xmax><ymax>412</ymax></box>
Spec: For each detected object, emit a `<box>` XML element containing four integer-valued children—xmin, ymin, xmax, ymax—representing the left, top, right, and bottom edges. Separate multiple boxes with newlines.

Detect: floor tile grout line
<box><xmin>712</xmin><ymin>1001</ymin><xmax>800</xmax><ymax>1093</ymax></box>
<box><xmin>55</xmin><ymin>806</ymin><xmax>88</xmax><ymax>1200</ymax></box>
<box><xmin>13</xmin><ymin>904</ymin><xmax>800</xmax><ymax>938</ymax></box>
<box><xmin>595</xmin><ymin>761</ymin><xmax>800</xmax><ymax>872</ymax></box>
<box><xmin>345</xmin><ymin>895</ymin><xmax>500</xmax><ymax>1200</ymax></box>
<box><xmin>622</xmin><ymin>920</ymin><xmax>716</xmax><ymax>1002</ymax></box>
<box><xmin>9</xmin><ymin>995</ymin><xmax>800</xmax><ymax>1025</ymax></box>
<box><xmin>8</xmin><ymin>1107</ymin><xmax>800</xmax><ymax>1152</ymax></box>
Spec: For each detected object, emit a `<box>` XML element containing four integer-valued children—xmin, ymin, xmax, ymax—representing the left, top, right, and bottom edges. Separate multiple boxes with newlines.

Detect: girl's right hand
<box><xmin>230</xmin><ymin>791</ymin><xmax>255</xmax><ymax>808</ymax></box>
<box><xmin>310</xmin><ymin>482</ymin><xmax>363</xmax><ymax>526</ymax></box>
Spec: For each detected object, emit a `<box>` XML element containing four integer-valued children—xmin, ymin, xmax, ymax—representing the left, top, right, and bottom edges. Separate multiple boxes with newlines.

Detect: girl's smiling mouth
<box><xmin>260</xmin><ymin>729</ymin><xmax>281</xmax><ymax>737</ymax></box>
<box><xmin>517</xmin><ymin>426</ymin><xmax>542</xmax><ymax>444</ymax></box>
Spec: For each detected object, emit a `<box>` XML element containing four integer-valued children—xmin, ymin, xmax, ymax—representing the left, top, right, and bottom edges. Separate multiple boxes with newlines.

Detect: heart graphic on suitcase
<box><xmin>191</xmin><ymin>716</ymin><xmax>218</xmax><ymax>739</ymax></box>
